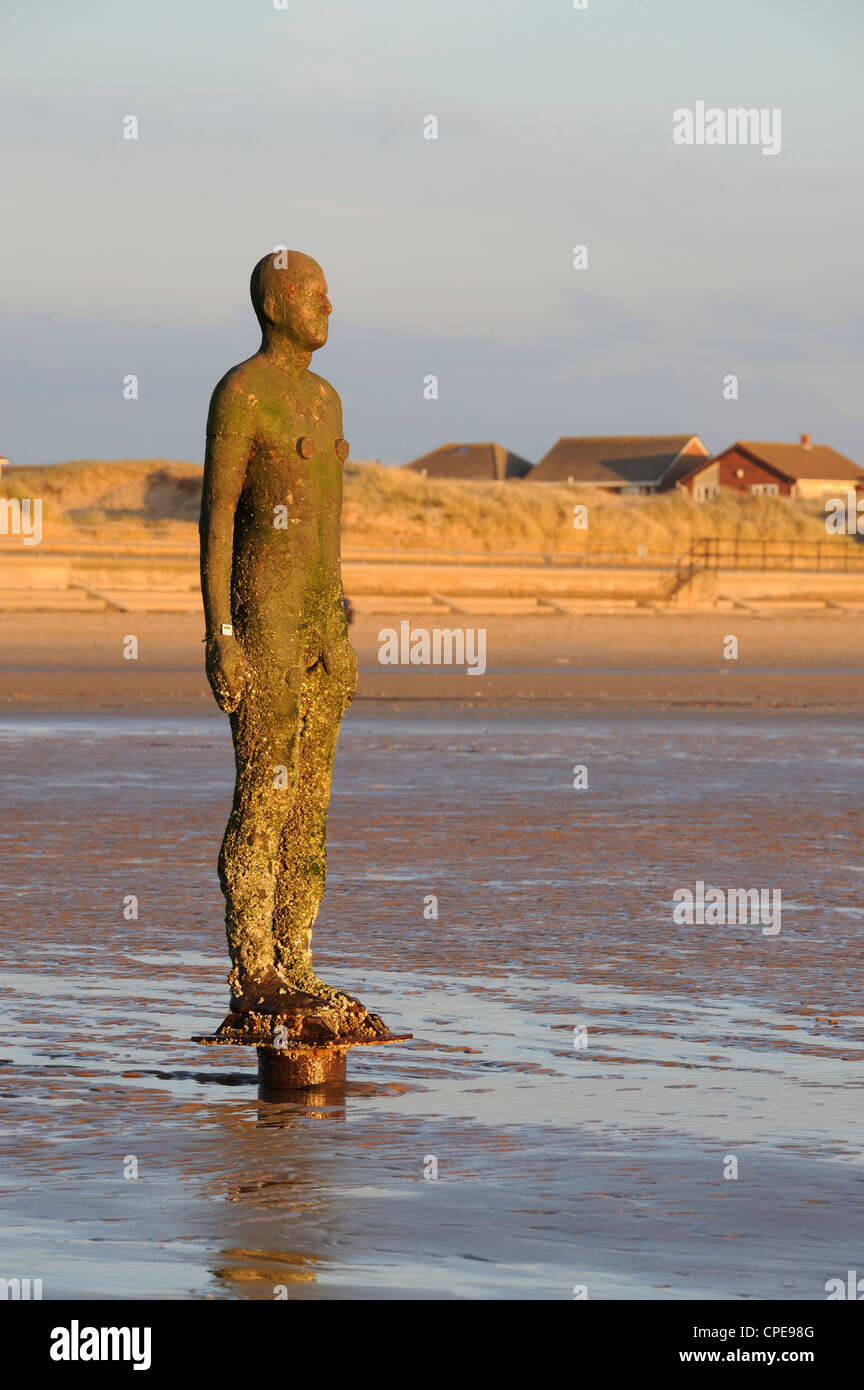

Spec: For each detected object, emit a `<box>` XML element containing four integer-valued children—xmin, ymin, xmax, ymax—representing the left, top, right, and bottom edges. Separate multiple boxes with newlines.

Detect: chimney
<box><xmin>800</xmin><ymin>432</ymin><xmax>811</xmax><ymax>448</ymax></box>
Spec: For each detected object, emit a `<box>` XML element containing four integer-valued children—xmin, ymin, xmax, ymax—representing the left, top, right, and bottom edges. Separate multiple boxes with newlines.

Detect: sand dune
<box><xmin>1</xmin><ymin>458</ymin><xmax>852</xmax><ymax>558</ymax></box>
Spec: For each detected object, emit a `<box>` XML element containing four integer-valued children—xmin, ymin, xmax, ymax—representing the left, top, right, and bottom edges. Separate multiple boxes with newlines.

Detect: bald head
<box><xmin>250</xmin><ymin>250</ymin><xmax>332</xmax><ymax>353</ymax></box>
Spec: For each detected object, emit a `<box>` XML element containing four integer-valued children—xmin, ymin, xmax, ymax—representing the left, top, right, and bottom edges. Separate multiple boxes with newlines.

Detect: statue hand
<box><xmin>322</xmin><ymin>635</ymin><xmax>358</xmax><ymax>710</ymax></box>
<box><xmin>206</xmin><ymin>634</ymin><xmax>249</xmax><ymax>713</ymax></box>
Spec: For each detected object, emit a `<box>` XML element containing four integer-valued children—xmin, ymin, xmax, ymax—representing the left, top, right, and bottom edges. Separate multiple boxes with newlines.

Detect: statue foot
<box><xmin>225</xmin><ymin>966</ymin><xmax>386</xmax><ymax>1043</ymax></box>
<box><xmin>282</xmin><ymin>970</ymin><xmax>365</xmax><ymax>1013</ymax></box>
<box><xmin>229</xmin><ymin>966</ymin><xmax>300</xmax><ymax>1015</ymax></box>
<box><xmin>230</xmin><ymin>966</ymin><xmax>360</xmax><ymax>1015</ymax></box>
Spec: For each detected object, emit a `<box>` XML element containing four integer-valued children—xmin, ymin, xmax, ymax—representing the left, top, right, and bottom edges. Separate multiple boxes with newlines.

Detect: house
<box><xmin>402</xmin><ymin>442</ymin><xmax>533</xmax><ymax>481</ymax></box>
<box><xmin>525</xmin><ymin>435</ymin><xmax>709</xmax><ymax>493</ymax></box>
<box><xmin>678</xmin><ymin>436</ymin><xmax>864</xmax><ymax>501</ymax></box>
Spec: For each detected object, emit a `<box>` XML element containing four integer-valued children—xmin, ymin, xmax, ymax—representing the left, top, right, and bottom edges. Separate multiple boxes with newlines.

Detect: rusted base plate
<box><xmin>192</xmin><ymin>1030</ymin><xmax>412</xmax><ymax>1050</ymax></box>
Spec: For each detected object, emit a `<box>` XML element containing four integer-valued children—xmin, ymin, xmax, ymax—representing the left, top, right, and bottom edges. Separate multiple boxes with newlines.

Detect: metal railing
<box><xmin>341</xmin><ymin>543</ymin><xmax>681</xmax><ymax>569</ymax></box>
<box><xmin>0</xmin><ymin>537</ymin><xmax>683</xmax><ymax>568</ymax></box>
<box><xmin>0</xmin><ymin>534</ymin><xmax>861</xmax><ymax>572</ymax></box>
<box><xmin>680</xmin><ymin>536</ymin><xmax>864</xmax><ymax>573</ymax></box>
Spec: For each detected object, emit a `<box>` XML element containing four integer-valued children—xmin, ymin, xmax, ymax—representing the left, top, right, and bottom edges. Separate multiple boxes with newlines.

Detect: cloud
<box><xmin>3</xmin><ymin>307</ymin><xmax>862</xmax><ymax>469</ymax></box>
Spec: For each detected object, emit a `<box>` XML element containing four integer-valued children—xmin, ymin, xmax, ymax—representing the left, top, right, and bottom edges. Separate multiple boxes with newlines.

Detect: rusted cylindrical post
<box><xmin>256</xmin><ymin>1045</ymin><xmax>347</xmax><ymax>1092</ymax></box>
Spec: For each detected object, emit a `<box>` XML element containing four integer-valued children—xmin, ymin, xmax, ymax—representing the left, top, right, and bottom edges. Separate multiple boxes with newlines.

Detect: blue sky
<box><xmin>1</xmin><ymin>0</ymin><xmax>862</xmax><ymax>465</ymax></box>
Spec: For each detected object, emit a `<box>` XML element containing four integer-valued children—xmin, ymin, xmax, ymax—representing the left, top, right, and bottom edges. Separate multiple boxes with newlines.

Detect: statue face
<box><xmin>274</xmin><ymin>262</ymin><xmax>332</xmax><ymax>352</ymax></box>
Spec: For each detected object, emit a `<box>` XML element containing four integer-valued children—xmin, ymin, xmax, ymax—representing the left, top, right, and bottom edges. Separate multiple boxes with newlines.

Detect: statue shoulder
<box><xmin>306</xmin><ymin>370</ymin><xmax>342</xmax><ymax>410</ymax></box>
<box><xmin>206</xmin><ymin>359</ymin><xmax>263</xmax><ymax>439</ymax></box>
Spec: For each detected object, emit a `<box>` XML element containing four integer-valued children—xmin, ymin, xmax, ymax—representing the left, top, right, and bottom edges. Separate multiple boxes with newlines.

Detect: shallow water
<box><xmin>1</xmin><ymin>708</ymin><xmax>862</xmax><ymax>1299</ymax></box>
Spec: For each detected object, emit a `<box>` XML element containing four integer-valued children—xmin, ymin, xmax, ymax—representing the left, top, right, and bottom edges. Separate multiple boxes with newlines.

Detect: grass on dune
<box><xmin>0</xmin><ymin>457</ymin><xmax>853</xmax><ymax>555</ymax></box>
<box><xmin>341</xmin><ymin>461</ymin><xmax>844</xmax><ymax>552</ymax></box>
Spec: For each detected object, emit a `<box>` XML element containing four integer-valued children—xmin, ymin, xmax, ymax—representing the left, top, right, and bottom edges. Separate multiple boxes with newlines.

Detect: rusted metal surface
<box><xmin>257</xmin><ymin>1045</ymin><xmax>347</xmax><ymax>1089</ymax></box>
<box><xmin>192</xmin><ymin>1029</ymin><xmax>413</xmax><ymax>1093</ymax></box>
<box><xmin>191</xmin><ymin>1030</ymin><xmax>412</xmax><ymax>1050</ymax></box>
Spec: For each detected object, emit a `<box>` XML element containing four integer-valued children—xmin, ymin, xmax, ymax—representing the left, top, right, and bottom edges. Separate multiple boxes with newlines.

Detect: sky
<box><xmin>1</xmin><ymin>0</ymin><xmax>862</xmax><ymax>467</ymax></box>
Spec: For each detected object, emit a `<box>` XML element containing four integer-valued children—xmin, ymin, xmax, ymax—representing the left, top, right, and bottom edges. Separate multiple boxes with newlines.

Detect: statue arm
<box><xmin>199</xmin><ymin>378</ymin><xmax>256</xmax><ymax>710</ymax></box>
<box><xmin>322</xmin><ymin>391</ymin><xmax>358</xmax><ymax>707</ymax></box>
<box><xmin>199</xmin><ymin>429</ymin><xmax>249</xmax><ymax>636</ymax></box>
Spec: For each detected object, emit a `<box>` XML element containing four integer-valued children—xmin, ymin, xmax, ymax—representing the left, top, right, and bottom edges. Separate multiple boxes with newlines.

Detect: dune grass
<box><xmin>0</xmin><ymin>457</ymin><xmax>852</xmax><ymax>555</ymax></box>
<box><xmin>341</xmin><ymin>461</ymin><xmax>844</xmax><ymax>552</ymax></box>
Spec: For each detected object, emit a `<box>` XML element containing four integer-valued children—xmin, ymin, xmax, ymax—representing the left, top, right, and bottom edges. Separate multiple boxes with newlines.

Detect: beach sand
<box><xmin>0</xmin><ymin>609</ymin><xmax>862</xmax><ymax>712</ymax></box>
<box><xmin>1</xmin><ymin>609</ymin><xmax>862</xmax><ymax>1299</ymax></box>
<box><xmin>0</xmin><ymin>706</ymin><xmax>862</xmax><ymax>1299</ymax></box>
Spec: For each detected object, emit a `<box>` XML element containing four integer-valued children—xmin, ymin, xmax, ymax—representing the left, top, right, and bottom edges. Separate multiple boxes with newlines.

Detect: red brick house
<box><xmin>679</xmin><ymin>436</ymin><xmax>864</xmax><ymax>501</ymax></box>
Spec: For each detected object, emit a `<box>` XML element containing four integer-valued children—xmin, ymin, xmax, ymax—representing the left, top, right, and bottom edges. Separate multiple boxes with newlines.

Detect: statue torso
<box><xmin>209</xmin><ymin>354</ymin><xmax>348</xmax><ymax>668</ymax></box>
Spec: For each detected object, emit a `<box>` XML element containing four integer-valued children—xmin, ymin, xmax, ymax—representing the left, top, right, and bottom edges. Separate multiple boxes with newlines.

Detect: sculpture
<box><xmin>198</xmin><ymin>250</ymin><xmax>394</xmax><ymax>1063</ymax></box>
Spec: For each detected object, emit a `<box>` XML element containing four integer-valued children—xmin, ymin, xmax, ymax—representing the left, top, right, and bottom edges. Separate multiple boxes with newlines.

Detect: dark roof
<box><xmin>402</xmin><ymin>442</ymin><xmax>533</xmax><ymax>481</ymax></box>
<box><xmin>723</xmin><ymin>441</ymin><xmax>864</xmax><ymax>483</ymax></box>
<box><xmin>527</xmin><ymin>435</ymin><xmax>707</xmax><ymax>486</ymax></box>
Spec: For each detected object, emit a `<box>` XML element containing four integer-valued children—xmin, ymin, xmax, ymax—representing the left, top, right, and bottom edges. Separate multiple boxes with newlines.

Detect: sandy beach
<box><xmin>2</xmin><ymin>605</ymin><xmax>864</xmax><ymax>1299</ymax></box>
<box><xmin>0</xmin><ymin>703</ymin><xmax>862</xmax><ymax>1299</ymax></box>
<box><xmin>4</xmin><ymin>0</ymin><xmax>863</xmax><ymax>1324</ymax></box>
<box><xmin>1</xmin><ymin>604</ymin><xmax>862</xmax><ymax>1299</ymax></box>
<box><xmin>1</xmin><ymin>609</ymin><xmax>862</xmax><ymax>713</ymax></box>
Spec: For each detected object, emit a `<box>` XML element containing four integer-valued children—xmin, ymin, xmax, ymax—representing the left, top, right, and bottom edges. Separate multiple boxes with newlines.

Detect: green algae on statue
<box><xmin>200</xmin><ymin>250</ymin><xmax>382</xmax><ymax>1043</ymax></box>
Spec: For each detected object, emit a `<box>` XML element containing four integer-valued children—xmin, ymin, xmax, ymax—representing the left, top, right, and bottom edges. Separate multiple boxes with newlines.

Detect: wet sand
<box><xmin>1</xmin><ymin>708</ymin><xmax>862</xmax><ymax>1299</ymax></box>
<box><xmin>1</xmin><ymin>610</ymin><xmax>863</xmax><ymax>712</ymax></box>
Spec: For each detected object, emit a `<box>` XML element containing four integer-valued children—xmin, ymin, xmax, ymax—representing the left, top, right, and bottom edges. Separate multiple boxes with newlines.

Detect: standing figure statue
<box><xmin>200</xmin><ymin>250</ymin><xmax>380</xmax><ymax>1044</ymax></box>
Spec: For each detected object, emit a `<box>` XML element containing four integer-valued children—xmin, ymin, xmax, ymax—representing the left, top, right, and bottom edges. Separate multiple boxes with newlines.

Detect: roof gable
<box><xmin>730</xmin><ymin>441</ymin><xmax>864</xmax><ymax>482</ymax></box>
<box><xmin>529</xmin><ymin>435</ymin><xmax>707</xmax><ymax>485</ymax></box>
<box><xmin>403</xmin><ymin>442</ymin><xmax>532</xmax><ymax>480</ymax></box>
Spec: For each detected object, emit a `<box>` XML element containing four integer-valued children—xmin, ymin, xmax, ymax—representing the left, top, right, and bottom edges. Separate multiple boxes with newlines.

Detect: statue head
<box><xmin>250</xmin><ymin>250</ymin><xmax>332</xmax><ymax>352</ymax></box>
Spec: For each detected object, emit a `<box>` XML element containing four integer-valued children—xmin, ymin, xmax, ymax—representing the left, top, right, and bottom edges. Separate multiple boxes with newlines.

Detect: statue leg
<box><xmin>218</xmin><ymin>678</ymin><xmax>301</xmax><ymax>1007</ymax></box>
<box><xmin>271</xmin><ymin>660</ymin><xmax>346</xmax><ymax>993</ymax></box>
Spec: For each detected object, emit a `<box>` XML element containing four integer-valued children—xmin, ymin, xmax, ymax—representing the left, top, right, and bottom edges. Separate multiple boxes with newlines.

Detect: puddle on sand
<box><xmin>0</xmin><ymin>709</ymin><xmax>862</xmax><ymax>1299</ymax></box>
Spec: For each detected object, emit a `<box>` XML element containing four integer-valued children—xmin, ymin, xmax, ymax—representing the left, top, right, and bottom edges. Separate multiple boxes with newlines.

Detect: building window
<box><xmin>695</xmin><ymin>484</ymin><xmax>718</xmax><ymax>502</ymax></box>
<box><xmin>750</xmin><ymin>483</ymin><xmax>779</xmax><ymax>497</ymax></box>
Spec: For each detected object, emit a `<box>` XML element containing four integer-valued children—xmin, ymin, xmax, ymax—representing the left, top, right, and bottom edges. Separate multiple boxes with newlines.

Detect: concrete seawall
<box><xmin>3</xmin><ymin>551</ymin><xmax>864</xmax><ymax>611</ymax></box>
